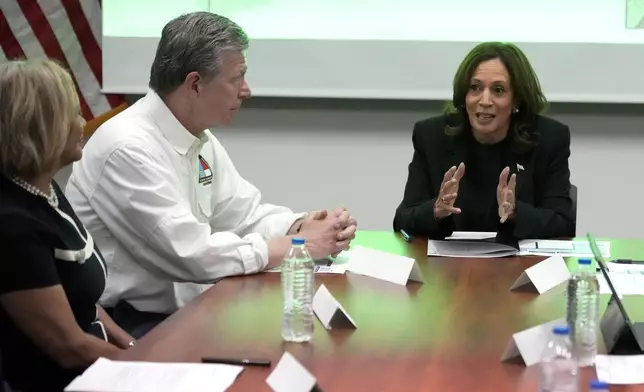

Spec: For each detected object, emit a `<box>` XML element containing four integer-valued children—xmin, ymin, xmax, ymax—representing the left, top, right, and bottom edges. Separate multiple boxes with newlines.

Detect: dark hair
<box><xmin>444</xmin><ymin>42</ymin><xmax>548</xmax><ymax>150</ymax></box>
<box><xmin>149</xmin><ymin>12</ymin><xmax>249</xmax><ymax>96</ymax></box>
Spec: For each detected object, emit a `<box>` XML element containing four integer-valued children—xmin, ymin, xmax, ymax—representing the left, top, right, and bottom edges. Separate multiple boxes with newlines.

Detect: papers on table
<box><xmin>266</xmin><ymin>264</ymin><xmax>347</xmax><ymax>274</ymax></box>
<box><xmin>597</xmin><ymin>263</ymin><xmax>644</xmax><ymax>296</ymax></box>
<box><xmin>427</xmin><ymin>239</ymin><xmax>518</xmax><ymax>258</ymax></box>
<box><xmin>444</xmin><ymin>231</ymin><xmax>497</xmax><ymax>241</ymax></box>
<box><xmin>595</xmin><ymin>355</ymin><xmax>644</xmax><ymax>384</ymax></box>
<box><xmin>64</xmin><ymin>358</ymin><xmax>243</xmax><ymax>392</ymax></box>
<box><xmin>519</xmin><ymin>239</ymin><xmax>611</xmax><ymax>258</ymax></box>
<box><xmin>428</xmin><ymin>232</ymin><xmax>612</xmax><ymax>259</ymax></box>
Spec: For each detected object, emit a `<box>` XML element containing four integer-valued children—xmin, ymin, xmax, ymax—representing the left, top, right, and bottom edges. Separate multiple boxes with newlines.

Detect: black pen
<box><xmin>201</xmin><ymin>357</ymin><xmax>271</xmax><ymax>367</ymax></box>
<box><xmin>400</xmin><ymin>229</ymin><xmax>412</xmax><ymax>243</ymax></box>
<box><xmin>614</xmin><ymin>259</ymin><xmax>644</xmax><ymax>265</ymax></box>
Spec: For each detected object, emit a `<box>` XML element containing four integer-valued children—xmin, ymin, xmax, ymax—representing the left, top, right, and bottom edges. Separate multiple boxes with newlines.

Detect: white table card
<box><xmin>345</xmin><ymin>245</ymin><xmax>424</xmax><ymax>286</ymax></box>
<box><xmin>500</xmin><ymin>318</ymin><xmax>566</xmax><ymax>366</ymax></box>
<box><xmin>509</xmin><ymin>255</ymin><xmax>570</xmax><ymax>294</ymax></box>
<box><xmin>313</xmin><ymin>284</ymin><xmax>357</xmax><ymax>330</ymax></box>
<box><xmin>266</xmin><ymin>352</ymin><xmax>319</xmax><ymax>392</ymax></box>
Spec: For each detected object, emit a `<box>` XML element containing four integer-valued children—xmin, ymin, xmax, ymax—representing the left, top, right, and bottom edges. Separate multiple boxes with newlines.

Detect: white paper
<box><xmin>266</xmin><ymin>352</ymin><xmax>317</xmax><ymax>392</ymax></box>
<box><xmin>510</xmin><ymin>256</ymin><xmax>570</xmax><ymax>293</ymax></box>
<box><xmin>598</xmin><ymin>272</ymin><xmax>644</xmax><ymax>296</ymax></box>
<box><xmin>595</xmin><ymin>354</ymin><xmax>644</xmax><ymax>384</ymax></box>
<box><xmin>500</xmin><ymin>318</ymin><xmax>566</xmax><ymax>367</ymax></box>
<box><xmin>312</xmin><ymin>284</ymin><xmax>356</xmax><ymax>330</ymax></box>
<box><xmin>65</xmin><ymin>358</ymin><xmax>243</xmax><ymax>392</ymax></box>
<box><xmin>428</xmin><ymin>239</ymin><xmax>518</xmax><ymax>258</ymax></box>
<box><xmin>606</xmin><ymin>263</ymin><xmax>644</xmax><ymax>274</ymax></box>
<box><xmin>519</xmin><ymin>239</ymin><xmax>611</xmax><ymax>258</ymax></box>
<box><xmin>266</xmin><ymin>264</ymin><xmax>346</xmax><ymax>274</ymax></box>
<box><xmin>346</xmin><ymin>245</ymin><xmax>424</xmax><ymax>285</ymax></box>
<box><xmin>444</xmin><ymin>231</ymin><xmax>496</xmax><ymax>241</ymax></box>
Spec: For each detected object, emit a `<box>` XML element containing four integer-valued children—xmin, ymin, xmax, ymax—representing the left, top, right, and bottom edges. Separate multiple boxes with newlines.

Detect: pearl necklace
<box><xmin>11</xmin><ymin>176</ymin><xmax>59</xmax><ymax>208</ymax></box>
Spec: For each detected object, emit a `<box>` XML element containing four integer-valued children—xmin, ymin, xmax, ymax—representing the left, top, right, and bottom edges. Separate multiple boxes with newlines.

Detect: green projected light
<box><xmin>627</xmin><ymin>0</ymin><xmax>644</xmax><ymax>28</ymax></box>
<box><xmin>105</xmin><ymin>1</ymin><xmax>644</xmax><ymax>44</ymax></box>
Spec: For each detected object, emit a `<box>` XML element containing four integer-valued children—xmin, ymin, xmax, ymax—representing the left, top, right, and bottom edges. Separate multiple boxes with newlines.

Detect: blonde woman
<box><xmin>0</xmin><ymin>59</ymin><xmax>134</xmax><ymax>392</ymax></box>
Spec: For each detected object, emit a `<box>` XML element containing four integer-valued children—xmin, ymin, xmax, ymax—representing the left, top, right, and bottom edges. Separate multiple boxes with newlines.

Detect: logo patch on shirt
<box><xmin>198</xmin><ymin>155</ymin><xmax>213</xmax><ymax>185</ymax></box>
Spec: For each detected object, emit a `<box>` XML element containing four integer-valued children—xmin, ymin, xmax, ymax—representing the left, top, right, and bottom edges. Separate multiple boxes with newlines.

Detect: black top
<box><xmin>393</xmin><ymin>115</ymin><xmax>574</xmax><ymax>240</ymax></box>
<box><xmin>0</xmin><ymin>175</ymin><xmax>108</xmax><ymax>392</ymax></box>
<box><xmin>454</xmin><ymin>134</ymin><xmax>509</xmax><ymax>232</ymax></box>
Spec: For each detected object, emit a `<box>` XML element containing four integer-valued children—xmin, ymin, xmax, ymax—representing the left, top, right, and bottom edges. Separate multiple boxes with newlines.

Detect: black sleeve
<box><xmin>393</xmin><ymin>123</ymin><xmax>454</xmax><ymax>239</ymax></box>
<box><xmin>0</xmin><ymin>232</ymin><xmax>61</xmax><ymax>295</ymax></box>
<box><xmin>510</xmin><ymin>125</ymin><xmax>575</xmax><ymax>239</ymax></box>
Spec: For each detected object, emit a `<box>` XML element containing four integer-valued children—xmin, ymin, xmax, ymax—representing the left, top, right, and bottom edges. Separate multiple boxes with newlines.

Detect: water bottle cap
<box><xmin>578</xmin><ymin>258</ymin><xmax>592</xmax><ymax>265</ymax></box>
<box><xmin>590</xmin><ymin>380</ymin><xmax>609</xmax><ymax>389</ymax></box>
<box><xmin>291</xmin><ymin>238</ymin><xmax>305</xmax><ymax>245</ymax></box>
<box><xmin>552</xmin><ymin>325</ymin><xmax>570</xmax><ymax>335</ymax></box>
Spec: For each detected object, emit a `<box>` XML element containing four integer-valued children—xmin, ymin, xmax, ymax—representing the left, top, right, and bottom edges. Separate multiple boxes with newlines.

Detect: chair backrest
<box><xmin>83</xmin><ymin>102</ymin><xmax>128</xmax><ymax>139</ymax></box>
<box><xmin>570</xmin><ymin>184</ymin><xmax>578</xmax><ymax>237</ymax></box>
<box><xmin>1</xmin><ymin>348</ymin><xmax>5</xmax><ymax>392</ymax></box>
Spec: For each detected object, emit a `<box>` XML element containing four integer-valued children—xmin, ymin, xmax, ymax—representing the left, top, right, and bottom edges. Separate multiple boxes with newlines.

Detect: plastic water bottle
<box><xmin>539</xmin><ymin>325</ymin><xmax>578</xmax><ymax>392</ymax></box>
<box><xmin>566</xmin><ymin>258</ymin><xmax>599</xmax><ymax>366</ymax></box>
<box><xmin>589</xmin><ymin>380</ymin><xmax>609</xmax><ymax>392</ymax></box>
<box><xmin>281</xmin><ymin>238</ymin><xmax>315</xmax><ymax>342</ymax></box>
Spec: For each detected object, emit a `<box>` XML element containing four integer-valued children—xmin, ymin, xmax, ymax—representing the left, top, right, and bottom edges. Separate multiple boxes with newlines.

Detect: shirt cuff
<box><xmin>239</xmin><ymin>233</ymin><xmax>269</xmax><ymax>273</ymax></box>
<box><xmin>287</xmin><ymin>212</ymin><xmax>308</xmax><ymax>234</ymax></box>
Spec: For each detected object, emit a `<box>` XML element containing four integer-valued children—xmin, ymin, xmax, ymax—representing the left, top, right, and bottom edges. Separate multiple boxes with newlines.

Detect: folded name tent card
<box><xmin>500</xmin><ymin>318</ymin><xmax>566</xmax><ymax>367</ymax></box>
<box><xmin>345</xmin><ymin>245</ymin><xmax>424</xmax><ymax>286</ymax></box>
<box><xmin>313</xmin><ymin>284</ymin><xmax>357</xmax><ymax>330</ymax></box>
<box><xmin>509</xmin><ymin>255</ymin><xmax>571</xmax><ymax>294</ymax></box>
<box><xmin>266</xmin><ymin>352</ymin><xmax>320</xmax><ymax>392</ymax></box>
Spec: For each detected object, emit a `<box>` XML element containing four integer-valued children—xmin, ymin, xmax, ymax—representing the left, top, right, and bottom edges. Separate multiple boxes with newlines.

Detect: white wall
<box><xmin>57</xmin><ymin>98</ymin><xmax>644</xmax><ymax>239</ymax></box>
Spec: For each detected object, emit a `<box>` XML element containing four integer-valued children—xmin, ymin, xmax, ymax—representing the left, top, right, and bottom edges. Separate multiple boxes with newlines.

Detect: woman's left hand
<box><xmin>497</xmin><ymin>167</ymin><xmax>517</xmax><ymax>223</ymax></box>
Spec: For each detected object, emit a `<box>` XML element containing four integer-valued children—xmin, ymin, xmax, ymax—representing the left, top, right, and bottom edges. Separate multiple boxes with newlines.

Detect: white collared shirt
<box><xmin>66</xmin><ymin>90</ymin><xmax>302</xmax><ymax>313</ymax></box>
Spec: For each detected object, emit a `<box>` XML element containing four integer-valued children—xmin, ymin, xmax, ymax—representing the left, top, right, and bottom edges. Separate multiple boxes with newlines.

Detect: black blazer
<box><xmin>393</xmin><ymin>115</ymin><xmax>575</xmax><ymax>240</ymax></box>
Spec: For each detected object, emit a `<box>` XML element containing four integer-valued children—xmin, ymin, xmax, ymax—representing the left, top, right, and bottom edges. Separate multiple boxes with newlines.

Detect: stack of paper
<box><xmin>598</xmin><ymin>263</ymin><xmax>644</xmax><ymax>296</ymax></box>
<box><xmin>428</xmin><ymin>239</ymin><xmax>518</xmax><ymax>258</ymax></box>
<box><xmin>65</xmin><ymin>358</ymin><xmax>243</xmax><ymax>392</ymax></box>
<box><xmin>427</xmin><ymin>232</ymin><xmax>613</xmax><ymax>259</ymax></box>
<box><xmin>428</xmin><ymin>231</ymin><xmax>517</xmax><ymax>258</ymax></box>
<box><xmin>596</xmin><ymin>355</ymin><xmax>644</xmax><ymax>384</ymax></box>
<box><xmin>519</xmin><ymin>239</ymin><xmax>611</xmax><ymax>258</ymax></box>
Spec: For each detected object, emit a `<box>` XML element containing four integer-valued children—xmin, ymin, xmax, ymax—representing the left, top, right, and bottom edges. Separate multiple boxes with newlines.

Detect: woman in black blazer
<box><xmin>393</xmin><ymin>42</ymin><xmax>574</xmax><ymax>240</ymax></box>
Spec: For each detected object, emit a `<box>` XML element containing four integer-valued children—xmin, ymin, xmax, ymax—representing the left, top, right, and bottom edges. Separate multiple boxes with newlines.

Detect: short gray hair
<box><xmin>149</xmin><ymin>12</ymin><xmax>249</xmax><ymax>95</ymax></box>
<box><xmin>0</xmin><ymin>59</ymin><xmax>79</xmax><ymax>178</ymax></box>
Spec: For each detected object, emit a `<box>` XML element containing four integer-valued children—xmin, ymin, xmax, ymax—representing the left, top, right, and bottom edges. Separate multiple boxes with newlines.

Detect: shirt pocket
<box><xmin>196</xmin><ymin>180</ymin><xmax>214</xmax><ymax>221</ymax></box>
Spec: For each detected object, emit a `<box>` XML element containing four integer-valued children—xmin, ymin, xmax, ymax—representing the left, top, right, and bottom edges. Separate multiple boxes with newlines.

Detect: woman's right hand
<box><xmin>434</xmin><ymin>163</ymin><xmax>465</xmax><ymax>219</ymax></box>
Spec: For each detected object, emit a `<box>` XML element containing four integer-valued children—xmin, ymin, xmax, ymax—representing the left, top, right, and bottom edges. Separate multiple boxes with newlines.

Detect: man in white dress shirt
<box><xmin>66</xmin><ymin>12</ymin><xmax>357</xmax><ymax>337</ymax></box>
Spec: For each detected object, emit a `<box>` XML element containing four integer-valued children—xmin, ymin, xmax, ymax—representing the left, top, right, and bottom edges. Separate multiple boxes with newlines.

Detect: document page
<box><xmin>65</xmin><ymin>358</ymin><xmax>243</xmax><ymax>392</ymax></box>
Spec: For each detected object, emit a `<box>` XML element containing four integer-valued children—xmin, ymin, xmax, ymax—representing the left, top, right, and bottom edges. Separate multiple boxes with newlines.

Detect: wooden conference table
<box><xmin>118</xmin><ymin>231</ymin><xmax>644</xmax><ymax>391</ymax></box>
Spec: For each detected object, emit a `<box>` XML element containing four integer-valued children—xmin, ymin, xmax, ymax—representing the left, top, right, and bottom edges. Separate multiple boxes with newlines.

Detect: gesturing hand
<box><xmin>434</xmin><ymin>163</ymin><xmax>465</xmax><ymax>219</ymax></box>
<box><xmin>497</xmin><ymin>166</ymin><xmax>517</xmax><ymax>223</ymax></box>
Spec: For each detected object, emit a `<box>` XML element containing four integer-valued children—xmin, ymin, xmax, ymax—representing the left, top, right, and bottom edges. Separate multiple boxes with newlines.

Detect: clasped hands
<box><xmin>433</xmin><ymin>162</ymin><xmax>517</xmax><ymax>224</ymax></box>
<box><xmin>294</xmin><ymin>207</ymin><xmax>357</xmax><ymax>259</ymax></box>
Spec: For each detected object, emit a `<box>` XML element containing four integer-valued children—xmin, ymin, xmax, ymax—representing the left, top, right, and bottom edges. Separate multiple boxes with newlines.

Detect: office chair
<box><xmin>83</xmin><ymin>102</ymin><xmax>128</xmax><ymax>139</ymax></box>
<box><xmin>570</xmin><ymin>184</ymin><xmax>578</xmax><ymax>237</ymax></box>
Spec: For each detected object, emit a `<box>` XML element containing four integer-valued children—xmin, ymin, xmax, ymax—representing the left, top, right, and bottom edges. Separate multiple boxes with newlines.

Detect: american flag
<box><xmin>0</xmin><ymin>0</ymin><xmax>125</xmax><ymax>121</ymax></box>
